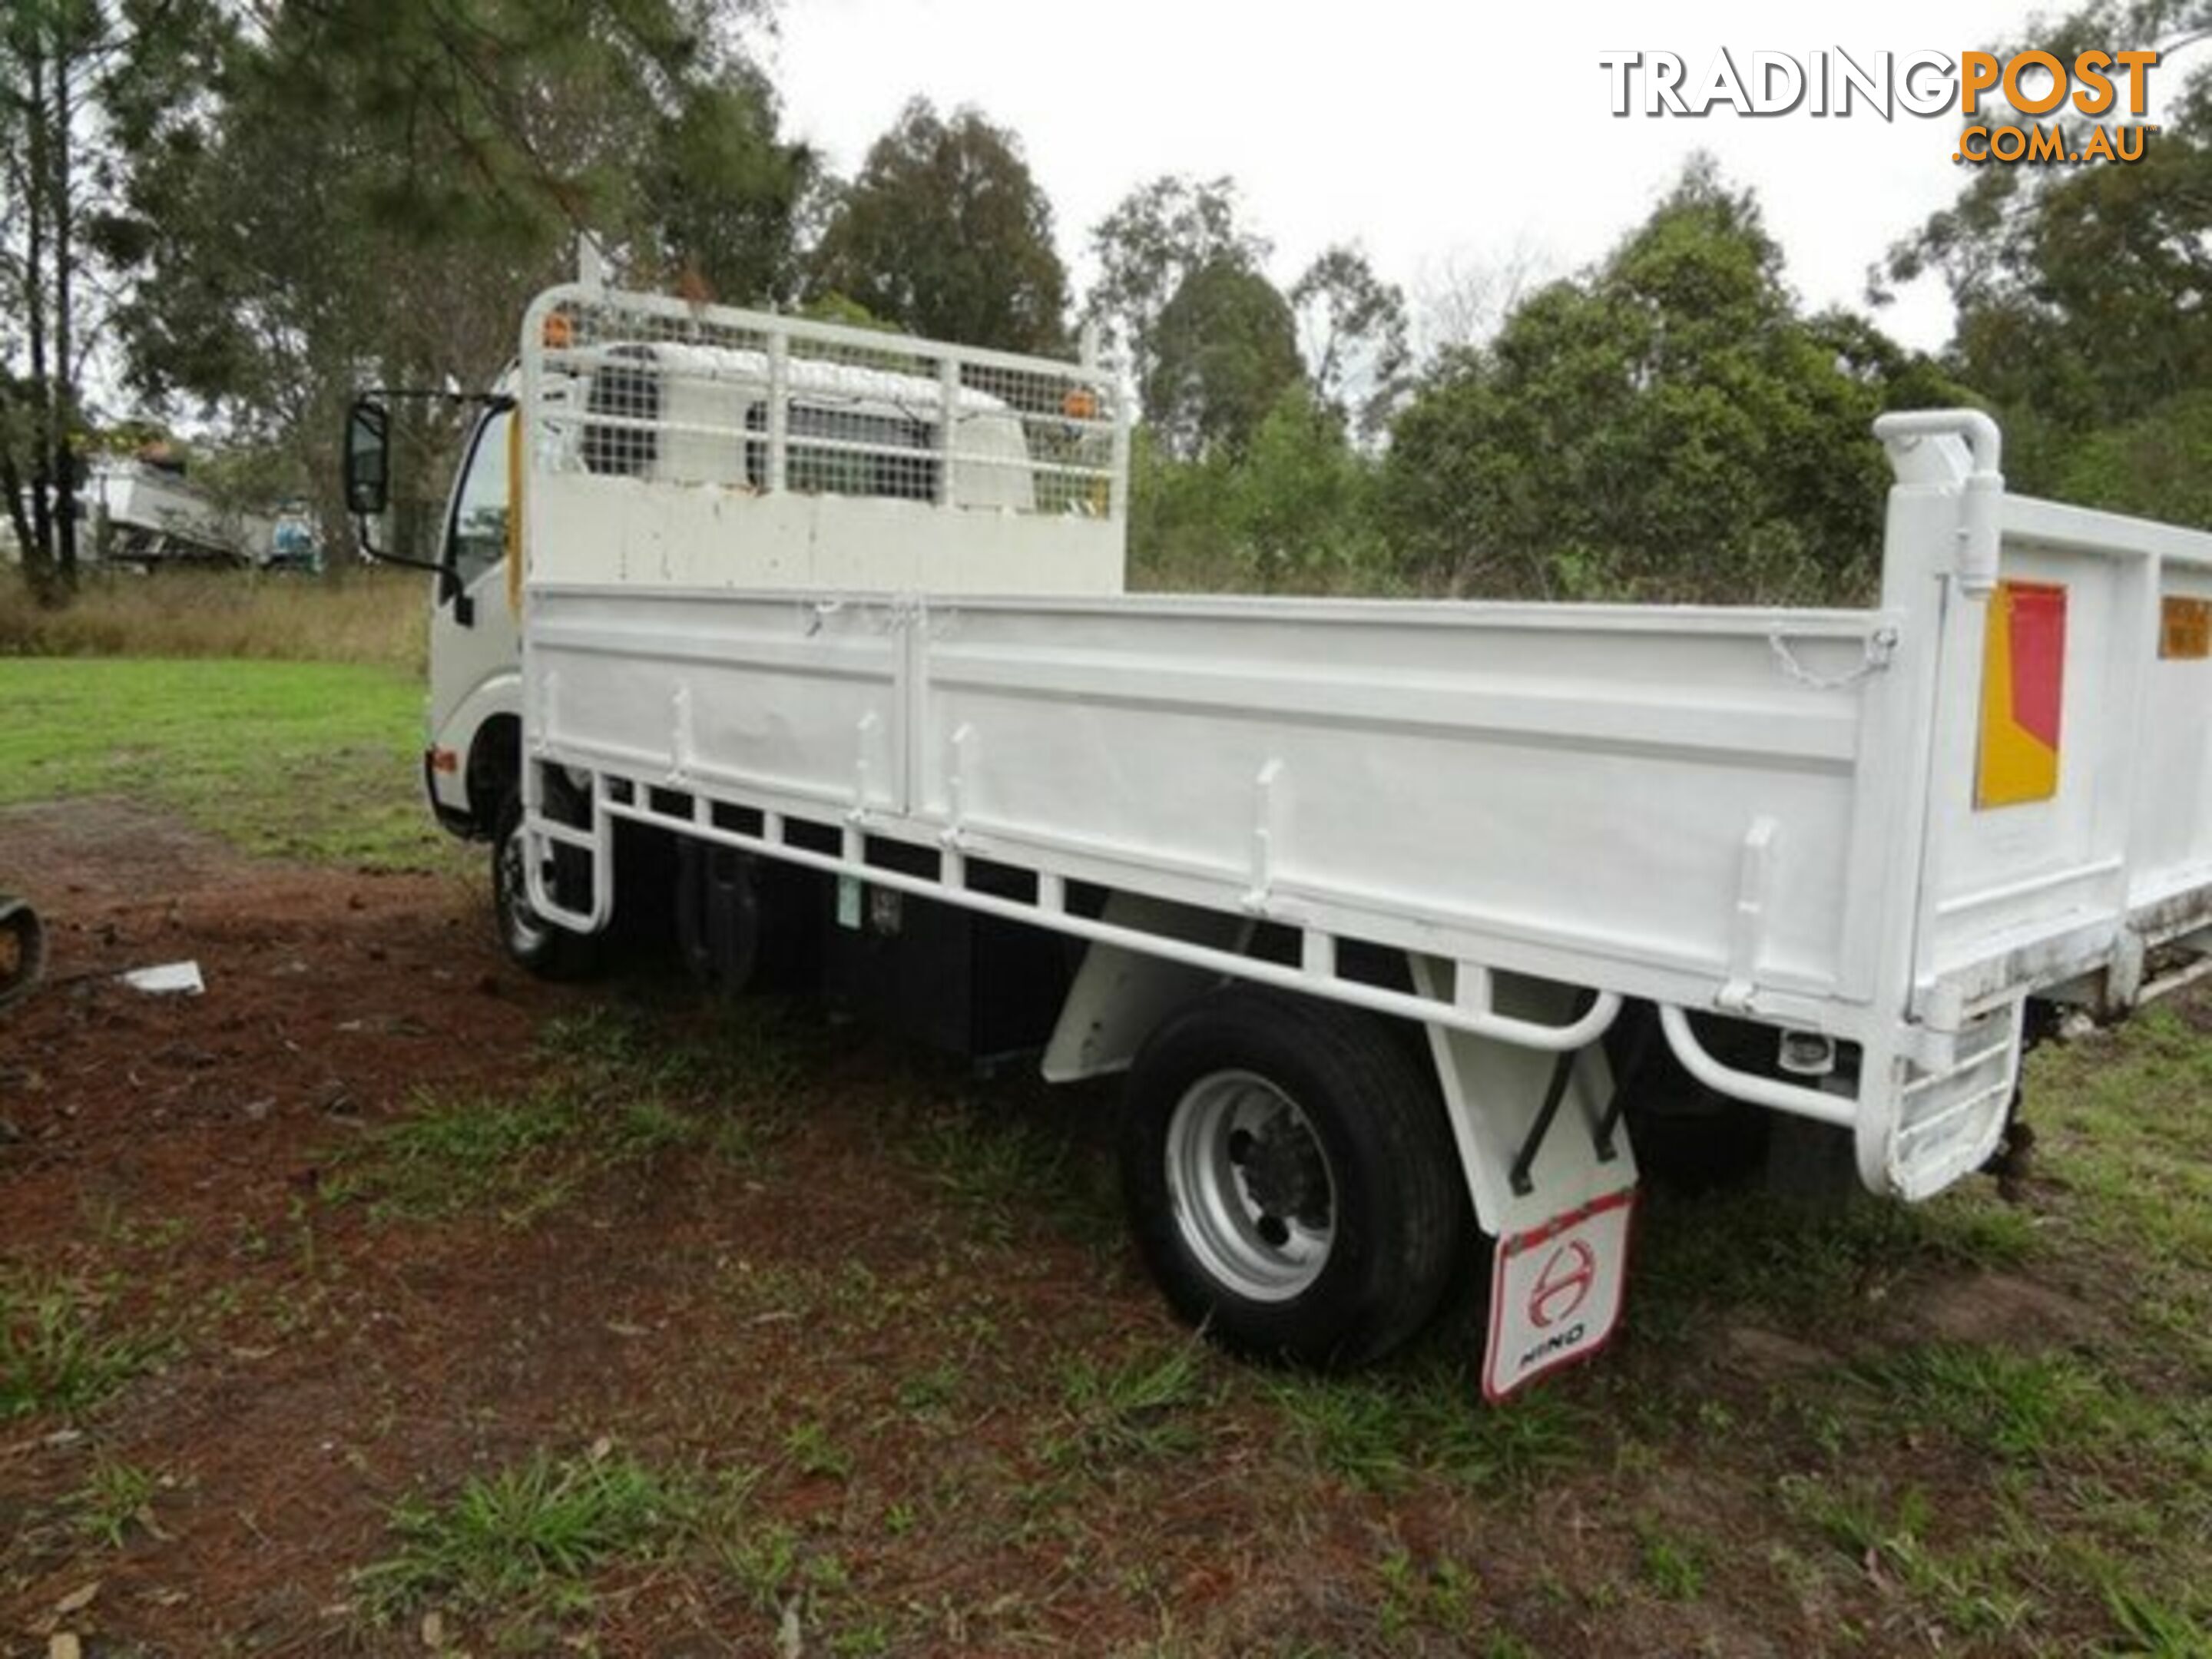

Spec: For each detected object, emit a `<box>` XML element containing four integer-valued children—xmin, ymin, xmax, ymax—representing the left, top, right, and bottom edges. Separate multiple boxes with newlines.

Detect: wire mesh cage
<box><xmin>530</xmin><ymin>293</ymin><xmax>1124</xmax><ymax>522</ymax></box>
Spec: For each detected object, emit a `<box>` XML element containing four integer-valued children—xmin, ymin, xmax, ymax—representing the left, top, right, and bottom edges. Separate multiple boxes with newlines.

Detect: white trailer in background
<box><xmin>349</xmin><ymin>278</ymin><xmax>2212</xmax><ymax>1399</ymax></box>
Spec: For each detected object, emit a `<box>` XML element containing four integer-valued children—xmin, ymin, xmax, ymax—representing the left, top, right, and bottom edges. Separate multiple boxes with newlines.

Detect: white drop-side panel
<box><xmin>531</xmin><ymin>584</ymin><xmax>1903</xmax><ymax>1019</ymax></box>
<box><xmin>1917</xmin><ymin>492</ymin><xmax>2212</xmax><ymax>1021</ymax></box>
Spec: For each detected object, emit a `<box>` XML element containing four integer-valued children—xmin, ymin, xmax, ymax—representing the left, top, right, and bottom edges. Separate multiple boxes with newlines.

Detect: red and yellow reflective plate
<box><xmin>1976</xmin><ymin>581</ymin><xmax>2067</xmax><ymax>810</ymax></box>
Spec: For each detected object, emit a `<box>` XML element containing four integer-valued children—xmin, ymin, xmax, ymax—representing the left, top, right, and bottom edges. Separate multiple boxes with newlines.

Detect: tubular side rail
<box><xmin>522</xmin><ymin>776</ymin><xmax>616</xmax><ymax>933</ymax></box>
<box><xmin>585</xmin><ymin>773</ymin><xmax>1625</xmax><ymax>1054</ymax></box>
<box><xmin>1657</xmin><ymin>1004</ymin><xmax>1856</xmax><ymax>1128</ymax></box>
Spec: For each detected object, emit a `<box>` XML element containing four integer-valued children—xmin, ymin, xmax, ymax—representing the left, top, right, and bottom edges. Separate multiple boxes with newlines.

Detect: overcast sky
<box><xmin>767</xmin><ymin>0</ymin><xmax>2110</xmax><ymax>355</ymax></box>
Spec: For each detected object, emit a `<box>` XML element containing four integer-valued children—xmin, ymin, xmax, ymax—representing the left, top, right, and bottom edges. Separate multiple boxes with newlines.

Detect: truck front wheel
<box><xmin>1119</xmin><ymin>987</ymin><xmax>1467</xmax><ymax>1368</ymax></box>
<box><xmin>491</xmin><ymin>790</ymin><xmax>598</xmax><ymax>981</ymax></box>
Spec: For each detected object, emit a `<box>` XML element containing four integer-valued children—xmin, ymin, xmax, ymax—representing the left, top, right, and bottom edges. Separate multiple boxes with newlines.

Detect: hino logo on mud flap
<box><xmin>1518</xmin><ymin>1323</ymin><xmax>1588</xmax><ymax>1370</ymax></box>
<box><xmin>1527</xmin><ymin>1239</ymin><xmax>1597</xmax><ymax>1330</ymax></box>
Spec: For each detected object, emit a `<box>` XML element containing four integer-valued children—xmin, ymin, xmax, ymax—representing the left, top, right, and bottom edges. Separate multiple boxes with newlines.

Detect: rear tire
<box><xmin>674</xmin><ymin>842</ymin><xmax>824</xmax><ymax>996</ymax></box>
<box><xmin>491</xmin><ymin>790</ymin><xmax>598</xmax><ymax>981</ymax></box>
<box><xmin>1120</xmin><ymin>986</ymin><xmax>1467</xmax><ymax>1369</ymax></box>
<box><xmin>676</xmin><ymin>843</ymin><xmax>763</xmax><ymax>993</ymax></box>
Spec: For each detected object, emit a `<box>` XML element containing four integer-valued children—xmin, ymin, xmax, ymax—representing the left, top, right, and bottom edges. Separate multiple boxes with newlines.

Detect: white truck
<box><xmin>346</xmin><ymin>276</ymin><xmax>2212</xmax><ymax>1399</ymax></box>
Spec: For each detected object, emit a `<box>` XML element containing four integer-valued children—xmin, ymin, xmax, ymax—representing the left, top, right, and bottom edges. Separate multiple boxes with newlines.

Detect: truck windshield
<box><xmin>449</xmin><ymin>407</ymin><xmax>513</xmax><ymax>589</ymax></box>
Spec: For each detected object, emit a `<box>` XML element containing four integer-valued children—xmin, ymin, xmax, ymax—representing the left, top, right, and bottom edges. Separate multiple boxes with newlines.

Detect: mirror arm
<box><xmin>352</xmin><ymin>527</ymin><xmax>445</xmax><ymax>581</ymax></box>
<box><xmin>359</xmin><ymin>532</ymin><xmax>469</xmax><ymax>616</ymax></box>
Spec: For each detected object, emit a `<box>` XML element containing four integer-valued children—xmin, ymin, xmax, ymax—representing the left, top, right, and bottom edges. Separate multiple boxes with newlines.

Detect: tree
<box><xmin>2053</xmin><ymin>388</ymin><xmax>2212</xmax><ymax>525</ymax></box>
<box><xmin>639</xmin><ymin>65</ymin><xmax>816</xmax><ymax>306</ymax></box>
<box><xmin>1879</xmin><ymin>0</ymin><xmax>2212</xmax><ymax>512</ymax></box>
<box><xmin>2</xmin><ymin>0</ymin><xmax>228</xmax><ymax>598</ymax></box>
<box><xmin>1086</xmin><ymin>174</ymin><xmax>1269</xmax><ymax>388</ymax></box>
<box><xmin>1290</xmin><ymin>244</ymin><xmax>1409</xmax><ymax>442</ymax></box>
<box><xmin>194</xmin><ymin>0</ymin><xmax>781</xmax><ymax>256</ymax></box>
<box><xmin>1143</xmin><ymin>257</ymin><xmax>1303</xmax><ymax>461</ymax></box>
<box><xmin>1409</xmin><ymin>242</ymin><xmax>1549</xmax><ymax>363</ymax></box>
<box><xmin>807</xmin><ymin>98</ymin><xmax>1068</xmax><ymax>353</ymax></box>
<box><xmin>1229</xmin><ymin>384</ymin><xmax>1383</xmax><ymax>588</ymax></box>
<box><xmin>98</xmin><ymin>0</ymin><xmax>806</xmax><ymax>561</ymax></box>
<box><xmin>1384</xmin><ymin>157</ymin><xmax>1969</xmax><ymax>602</ymax></box>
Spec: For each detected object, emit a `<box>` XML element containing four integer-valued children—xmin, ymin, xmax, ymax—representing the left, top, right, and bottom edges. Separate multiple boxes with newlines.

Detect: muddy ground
<box><xmin>0</xmin><ymin>800</ymin><xmax>2198</xmax><ymax>1658</ymax></box>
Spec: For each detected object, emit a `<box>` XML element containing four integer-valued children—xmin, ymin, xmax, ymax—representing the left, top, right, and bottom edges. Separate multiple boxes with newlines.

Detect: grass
<box><xmin>1635</xmin><ymin>1519</ymin><xmax>1709</xmax><ymax>1601</ymax></box>
<box><xmin>1631</xmin><ymin>1181</ymin><xmax>2038</xmax><ymax>1343</ymax></box>
<box><xmin>1049</xmin><ymin>1341</ymin><xmax>1212</xmax><ymax>1465</ymax></box>
<box><xmin>0</xmin><ymin>566</ymin><xmax>427</xmax><ymax>671</ymax></box>
<box><xmin>329</xmin><ymin>1086</ymin><xmax>598</xmax><ymax>1225</ymax></box>
<box><xmin>355</xmin><ymin>1447</ymin><xmax>690</xmax><ymax>1621</ymax></box>
<box><xmin>715</xmin><ymin>1516</ymin><xmax>803</xmax><ymax>1612</ymax></box>
<box><xmin>1776</xmin><ymin>1476</ymin><xmax>2039</xmax><ymax>1642</ymax></box>
<box><xmin>2106</xmin><ymin>1587</ymin><xmax>2212</xmax><ymax>1657</ymax></box>
<box><xmin>1861</xmin><ymin>1344</ymin><xmax>2121</xmax><ymax>1467</ymax></box>
<box><xmin>328</xmin><ymin>1080</ymin><xmax>714</xmax><ymax>1225</ymax></box>
<box><xmin>540</xmin><ymin>998</ymin><xmax>818</xmax><ymax>1109</ymax></box>
<box><xmin>780</xmin><ymin>1419</ymin><xmax>853</xmax><ymax>1481</ymax></box>
<box><xmin>353</xmin><ymin>1449</ymin><xmax>886</xmax><ymax>1649</ymax></box>
<box><xmin>897</xmin><ymin>1091</ymin><xmax>1122</xmax><ymax>1250</ymax></box>
<box><xmin>329</xmin><ymin>1005</ymin><xmax>801</xmax><ymax>1225</ymax></box>
<box><xmin>426</xmin><ymin>1001</ymin><xmax>2212</xmax><ymax>1651</ymax></box>
<box><xmin>0</xmin><ymin>1273</ymin><xmax>174</xmax><ymax>1421</ymax></box>
<box><xmin>1376</xmin><ymin>1547</ymin><xmax>1481</xmax><ymax>1644</ymax></box>
<box><xmin>71</xmin><ymin>1458</ymin><xmax>163</xmax><ymax>1549</ymax></box>
<box><xmin>1778</xmin><ymin>1473</ymin><xmax>1934</xmax><ymax>1563</ymax></box>
<box><xmin>1263</xmin><ymin>1359</ymin><xmax>1588</xmax><ymax>1495</ymax></box>
<box><xmin>2022</xmin><ymin>1007</ymin><xmax>2212</xmax><ymax>1366</ymax></box>
<box><xmin>34</xmin><ymin>949</ymin><xmax>2212</xmax><ymax>1656</ymax></box>
<box><xmin>0</xmin><ymin>655</ymin><xmax>447</xmax><ymax>868</ymax></box>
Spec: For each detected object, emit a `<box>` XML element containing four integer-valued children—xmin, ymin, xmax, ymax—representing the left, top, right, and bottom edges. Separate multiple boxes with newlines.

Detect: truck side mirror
<box><xmin>345</xmin><ymin>398</ymin><xmax>391</xmax><ymax>517</ymax></box>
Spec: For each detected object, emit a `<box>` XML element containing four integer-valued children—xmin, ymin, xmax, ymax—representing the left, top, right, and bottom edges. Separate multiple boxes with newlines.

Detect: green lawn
<box><xmin>0</xmin><ymin>657</ymin><xmax>454</xmax><ymax>869</ymax></box>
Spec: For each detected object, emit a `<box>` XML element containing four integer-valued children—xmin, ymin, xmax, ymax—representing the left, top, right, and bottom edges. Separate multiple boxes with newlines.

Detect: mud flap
<box><xmin>1408</xmin><ymin>959</ymin><xmax>1641</xmax><ymax>1402</ymax></box>
<box><xmin>1482</xmin><ymin>1190</ymin><xmax>1637</xmax><ymax>1402</ymax></box>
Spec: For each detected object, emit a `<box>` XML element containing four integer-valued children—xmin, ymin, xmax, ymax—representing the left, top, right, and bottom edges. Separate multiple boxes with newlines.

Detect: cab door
<box><xmin>426</xmin><ymin>402</ymin><xmax>522</xmax><ymax>826</ymax></box>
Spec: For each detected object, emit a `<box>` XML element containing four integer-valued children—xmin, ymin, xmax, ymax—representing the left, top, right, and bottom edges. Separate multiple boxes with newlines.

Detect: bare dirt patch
<box><xmin>2</xmin><ymin>800</ymin><xmax>522</xmax><ymax>1153</ymax></box>
<box><xmin>2</xmin><ymin>802</ymin><xmax>581</xmax><ymax>1651</ymax></box>
<box><xmin>2</xmin><ymin>800</ymin><xmax>2204</xmax><ymax>1657</ymax></box>
<box><xmin>1904</xmin><ymin>1270</ymin><xmax>2111</xmax><ymax>1352</ymax></box>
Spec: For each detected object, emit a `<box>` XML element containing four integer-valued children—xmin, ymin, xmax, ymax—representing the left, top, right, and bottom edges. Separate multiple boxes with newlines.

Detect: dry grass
<box><xmin>0</xmin><ymin>566</ymin><xmax>428</xmax><ymax>672</ymax></box>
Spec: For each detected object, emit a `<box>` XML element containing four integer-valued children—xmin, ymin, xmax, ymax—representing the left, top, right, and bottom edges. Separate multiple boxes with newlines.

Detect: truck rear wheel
<box><xmin>492</xmin><ymin>790</ymin><xmax>598</xmax><ymax>981</ymax></box>
<box><xmin>675</xmin><ymin>843</ymin><xmax>765</xmax><ymax>993</ymax></box>
<box><xmin>1120</xmin><ymin>987</ymin><xmax>1467</xmax><ymax>1368</ymax></box>
<box><xmin>673</xmin><ymin>843</ymin><xmax>822</xmax><ymax>995</ymax></box>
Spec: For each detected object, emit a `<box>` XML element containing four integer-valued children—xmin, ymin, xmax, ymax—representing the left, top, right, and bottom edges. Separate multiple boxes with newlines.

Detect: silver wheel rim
<box><xmin>1164</xmin><ymin>1070</ymin><xmax>1336</xmax><ymax>1303</ymax></box>
<box><xmin>498</xmin><ymin>823</ymin><xmax>551</xmax><ymax>958</ymax></box>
